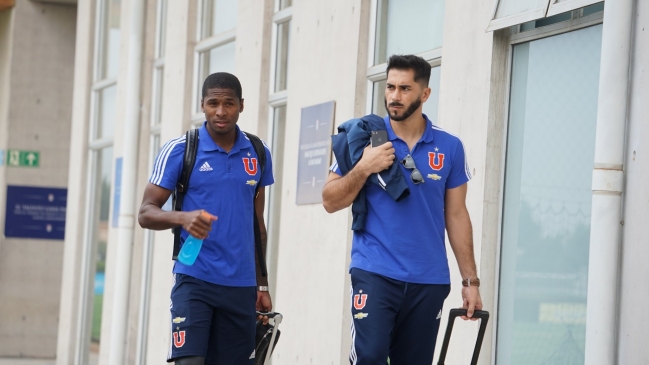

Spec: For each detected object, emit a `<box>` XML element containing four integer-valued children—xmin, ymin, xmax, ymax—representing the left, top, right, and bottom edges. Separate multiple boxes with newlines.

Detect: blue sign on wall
<box><xmin>4</xmin><ymin>185</ymin><xmax>67</xmax><ymax>240</ymax></box>
<box><xmin>296</xmin><ymin>101</ymin><xmax>336</xmax><ymax>205</ymax></box>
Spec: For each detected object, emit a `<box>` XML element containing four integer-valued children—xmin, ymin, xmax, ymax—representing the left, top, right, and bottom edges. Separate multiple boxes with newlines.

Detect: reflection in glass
<box><xmin>372</xmin><ymin>66</ymin><xmax>441</xmax><ymax>126</ymax></box>
<box><xmin>274</xmin><ymin>20</ymin><xmax>291</xmax><ymax>92</ymax></box>
<box><xmin>582</xmin><ymin>2</ymin><xmax>605</xmax><ymax>16</ymax></box>
<box><xmin>152</xmin><ymin>67</ymin><xmax>164</xmax><ymax>126</ymax></box>
<box><xmin>197</xmin><ymin>42</ymin><xmax>236</xmax><ymax>111</ymax></box>
<box><xmin>90</xmin><ymin>147</ymin><xmax>113</xmax><ymax>354</ymax></box>
<box><xmin>100</xmin><ymin>0</ymin><xmax>121</xmax><ymax>80</ymax></box>
<box><xmin>201</xmin><ymin>0</ymin><xmax>237</xmax><ymax>39</ymax></box>
<box><xmin>496</xmin><ymin>25</ymin><xmax>602</xmax><ymax>365</ymax></box>
<box><xmin>279</xmin><ymin>0</ymin><xmax>292</xmax><ymax>10</ymax></box>
<box><xmin>97</xmin><ymin>85</ymin><xmax>116</xmax><ymax>139</ymax></box>
<box><xmin>374</xmin><ymin>0</ymin><xmax>444</xmax><ymax>65</ymax></box>
<box><xmin>156</xmin><ymin>0</ymin><xmax>168</xmax><ymax>58</ymax></box>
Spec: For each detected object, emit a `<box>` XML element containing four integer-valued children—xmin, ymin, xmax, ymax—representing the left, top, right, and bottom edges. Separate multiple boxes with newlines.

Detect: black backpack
<box><xmin>171</xmin><ymin>128</ymin><xmax>268</xmax><ymax>277</ymax></box>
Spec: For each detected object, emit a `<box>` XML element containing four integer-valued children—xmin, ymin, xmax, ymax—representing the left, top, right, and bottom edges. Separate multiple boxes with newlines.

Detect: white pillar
<box><xmin>107</xmin><ymin>0</ymin><xmax>145</xmax><ymax>364</ymax></box>
<box><xmin>584</xmin><ymin>0</ymin><xmax>634</xmax><ymax>364</ymax></box>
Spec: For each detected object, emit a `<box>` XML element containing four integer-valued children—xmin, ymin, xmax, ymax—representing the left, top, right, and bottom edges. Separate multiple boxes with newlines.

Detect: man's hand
<box><xmin>356</xmin><ymin>143</ymin><xmax>396</xmax><ymax>175</ymax></box>
<box><xmin>256</xmin><ymin>291</ymin><xmax>273</xmax><ymax>325</ymax></box>
<box><xmin>461</xmin><ymin>286</ymin><xmax>483</xmax><ymax>321</ymax></box>
<box><xmin>182</xmin><ymin>210</ymin><xmax>217</xmax><ymax>239</ymax></box>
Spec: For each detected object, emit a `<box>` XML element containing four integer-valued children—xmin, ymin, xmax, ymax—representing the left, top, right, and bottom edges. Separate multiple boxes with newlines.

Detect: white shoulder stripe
<box><xmin>431</xmin><ymin>125</ymin><xmax>471</xmax><ymax>180</ymax></box>
<box><xmin>151</xmin><ymin>135</ymin><xmax>185</xmax><ymax>185</ymax></box>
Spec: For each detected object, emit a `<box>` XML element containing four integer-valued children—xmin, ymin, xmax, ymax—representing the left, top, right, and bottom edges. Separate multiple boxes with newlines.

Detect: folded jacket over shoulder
<box><xmin>331</xmin><ymin>114</ymin><xmax>409</xmax><ymax>230</ymax></box>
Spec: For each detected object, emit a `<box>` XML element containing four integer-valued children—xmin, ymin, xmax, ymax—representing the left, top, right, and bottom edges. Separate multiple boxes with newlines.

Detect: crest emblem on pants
<box><xmin>353</xmin><ymin>293</ymin><xmax>368</xmax><ymax>310</ymax></box>
<box><xmin>173</xmin><ymin>331</ymin><xmax>186</xmax><ymax>348</ymax></box>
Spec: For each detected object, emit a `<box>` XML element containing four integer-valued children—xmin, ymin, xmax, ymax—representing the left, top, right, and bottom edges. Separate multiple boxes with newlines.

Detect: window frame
<box><xmin>547</xmin><ymin>0</ymin><xmax>603</xmax><ymax>17</ymax></box>
<box><xmin>490</xmin><ymin>9</ymin><xmax>605</xmax><ymax>364</ymax></box>
<box><xmin>75</xmin><ymin>0</ymin><xmax>121</xmax><ymax>363</ymax></box>
<box><xmin>191</xmin><ymin>0</ymin><xmax>238</xmax><ymax>122</ymax></box>
<box><xmin>486</xmin><ymin>0</ymin><xmax>552</xmax><ymax>32</ymax></box>
<box><xmin>365</xmin><ymin>0</ymin><xmax>443</xmax><ymax>116</ymax></box>
<box><xmin>264</xmin><ymin>0</ymin><xmax>293</xmax><ymax>283</ymax></box>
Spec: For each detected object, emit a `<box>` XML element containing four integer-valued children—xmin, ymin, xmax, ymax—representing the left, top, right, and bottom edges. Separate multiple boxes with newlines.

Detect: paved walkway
<box><xmin>0</xmin><ymin>360</ymin><xmax>55</xmax><ymax>365</ymax></box>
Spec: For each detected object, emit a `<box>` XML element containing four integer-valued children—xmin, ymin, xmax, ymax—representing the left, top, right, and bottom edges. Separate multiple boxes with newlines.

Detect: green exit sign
<box><xmin>7</xmin><ymin>149</ymin><xmax>40</xmax><ymax>167</ymax></box>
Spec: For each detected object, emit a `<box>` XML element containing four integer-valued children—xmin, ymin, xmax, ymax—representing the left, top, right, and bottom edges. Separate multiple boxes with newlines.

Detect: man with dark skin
<box><xmin>139</xmin><ymin>73</ymin><xmax>273</xmax><ymax>365</ymax></box>
<box><xmin>323</xmin><ymin>55</ymin><xmax>482</xmax><ymax>364</ymax></box>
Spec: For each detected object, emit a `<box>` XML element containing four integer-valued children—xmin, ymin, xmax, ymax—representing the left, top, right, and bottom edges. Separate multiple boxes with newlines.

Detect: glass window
<box><xmin>582</xmin><ymin>2</ymin><xmax>604</xmax><ymax>16</ymax></box>
<box><xmin>90</xmin><ymin>146</ymin><xmax>113</xmax><ymax>348</ymax></box>
<box><xmin>100</xmin><ymin>0</ymin><xmax>121</xmax><ymax>80</ymax></box>
<box><xmin>156</xmin><ymin>0</ymin><xmax>167</xmax><ymax>58</ymax></box>
<box><xmin>278</xmin><ymin>0</ymin><xmax>292</xmax><ymax>10</ymax></box>
<box><xmin>152</xmin><ymin>67</ymin><xmax>164</xmax><ymax>126</ymax></box>
<box><xmin>197</xmin><ymin>41</ymin><xmax>236</xmax><ymax>109</ymax></box>
<box><xmin>96</xmin><ymin>84</ymin><xmax>116</xmax><ymax>139</ymax></box>
<box><xmin>274</xmin><ymin>20</ymin><xmax>290</xmax><ymax>92</ymax></box>
<box><xmin>201</xmin><ymin>0</ymin><xmax>238</xmax><ymax>39</ymax></box>
<box><xmin>548</xmin><ymin>0</ymin><xmax>603</xmax><ymax>17</ymax></box>
<box><xmin>374</xmin><ymin>0</ymin><xmax>444</xmax><ymax>65</ymax></box>
<box><xmin>372</xmin><ymin>66</ymin><xmax>441</xmax><ymax>125</ymax></box>
<box><xmin>496</xmin><ymin>24</ymin><xmax>602</xmax><ymax>365</ymax></box>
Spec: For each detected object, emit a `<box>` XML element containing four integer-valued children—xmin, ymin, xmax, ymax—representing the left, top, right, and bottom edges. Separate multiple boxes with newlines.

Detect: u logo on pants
<box><xmin>349</xmin><ymin>268</ymin><xmax>450</xmax><ymax>365</ymax></box>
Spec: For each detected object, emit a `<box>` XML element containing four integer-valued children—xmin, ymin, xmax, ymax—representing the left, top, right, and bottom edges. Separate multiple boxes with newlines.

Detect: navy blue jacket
<box><xmin>331</xmin><ymin>114</ymin><xmax>409</xmax><ymax>230</ymax></box>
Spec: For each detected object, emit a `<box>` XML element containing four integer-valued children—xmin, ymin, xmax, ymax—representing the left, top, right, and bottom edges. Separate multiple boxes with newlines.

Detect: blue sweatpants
<box><xmin>349</xmin><ymin>268</ymin><xmax>450</xmax><ymax>365</ymax></box>
<box><xmin>167</xmin><ymin>273</ymin><xmax>257</xmax><ymax>364</ymax></box>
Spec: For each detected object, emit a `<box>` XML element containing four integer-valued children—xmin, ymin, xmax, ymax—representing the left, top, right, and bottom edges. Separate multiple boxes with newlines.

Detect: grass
<box><xmin>91</xmin><ymin>294</ymin><xmax>103</xmax><ymax>342</ymax></box>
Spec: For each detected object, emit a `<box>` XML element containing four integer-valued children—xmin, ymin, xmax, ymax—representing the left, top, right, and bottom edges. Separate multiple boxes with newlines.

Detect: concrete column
<box><xmin>584</xmin><ymin>0</ymin><xmax>634</xmax><ymax>363</ymax></box>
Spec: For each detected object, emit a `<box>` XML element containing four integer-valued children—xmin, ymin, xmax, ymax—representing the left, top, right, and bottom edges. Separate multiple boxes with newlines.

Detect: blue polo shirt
<box><xmin>332</xmin><ymin>114</ymin><xmax>471</xmax><ymax>284</ymax></box>
<box><xmin>149</xmin><ymin>123</ymin><xmax>274</xmax><ymax>287</ymax></box>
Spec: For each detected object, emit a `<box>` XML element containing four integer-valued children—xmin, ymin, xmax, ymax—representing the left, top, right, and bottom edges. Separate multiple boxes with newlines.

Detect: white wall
<box><xmin>0</xmin><ymin>0</ymin><xmax>76</xmax><ymax>358</ymax></box>
<box><xmin>617</xmin><ymin>0</ymin><xmax>649</xmax><ymax>363</ymax></box>
<box><xmin>270</xmin><ymin>1</ymin><xmax>366</xmax><ymax>364</ymax></box>
<box><xmin>435</xmin><ymin>0</ymin><xmax>496</xmax><ymax>363</ymax></box>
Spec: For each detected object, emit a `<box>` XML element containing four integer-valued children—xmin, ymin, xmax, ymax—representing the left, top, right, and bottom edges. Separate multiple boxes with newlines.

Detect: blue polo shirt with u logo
<box><xmin>149</xmin><ymin>123</ymin><xmax>274</xmax><ymax>287</ymax></box>
<box><xmin>332</xmin><ymin>114</ymin><xmax>471</xmax><ymax>284</ymax></box>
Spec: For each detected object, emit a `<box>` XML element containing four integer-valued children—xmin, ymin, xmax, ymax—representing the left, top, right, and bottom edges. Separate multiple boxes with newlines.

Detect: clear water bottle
<box><xmin>178</xmin><ymin>234</ymin><xmax>203</xmax><ymax>265</ymax></box>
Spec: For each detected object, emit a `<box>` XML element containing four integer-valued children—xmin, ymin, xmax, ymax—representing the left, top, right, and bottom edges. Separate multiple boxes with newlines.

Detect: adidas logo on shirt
<box><xmin>199</xmin><ymin>161</ymin><xmax>213</xmax><ymax>172</ymax></box>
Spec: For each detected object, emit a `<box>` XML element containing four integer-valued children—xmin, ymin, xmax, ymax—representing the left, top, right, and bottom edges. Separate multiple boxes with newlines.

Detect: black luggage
<box><xmin>255</xmin><ymin>311</ymin><xmax>282</xmax><ymax>365</ymax></box>
<box><xmin>437</xmin><ymin>308</ymin><xmax>490</xmax><ymax>365</ymax></box>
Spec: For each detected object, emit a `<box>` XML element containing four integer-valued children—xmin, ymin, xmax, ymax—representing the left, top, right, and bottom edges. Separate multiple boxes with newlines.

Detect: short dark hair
<box><xmin>201</xmin><ymin>72</ymin><xmax>243</xmax><ymax>100</ymax></box>
<box><xmin>386</xmin><ymin>55</ymin><xmax>431</xmax><ymax>87</ymax></box>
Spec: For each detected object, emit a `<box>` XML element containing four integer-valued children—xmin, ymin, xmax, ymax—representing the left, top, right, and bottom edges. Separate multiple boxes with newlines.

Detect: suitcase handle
<box><xmin>256</xmin><ymin>311</ymin><xmax>283</xmax><ymax>321</ymax></box>
<box><xmin>437</xmin><ymin>309</ymin><xmax>490</xmax><ymax>365</ymax></box>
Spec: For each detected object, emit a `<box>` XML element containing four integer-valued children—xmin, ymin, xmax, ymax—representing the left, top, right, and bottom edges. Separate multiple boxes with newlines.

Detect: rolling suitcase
<box><xmin>437</xmin><ymin>308</ymin><xmax>490</xmax><ymax>365</ymax></box>
<box><xmin>255</xmin><ymin>311</ymin><xmax>282</xmax><ymax>365</ymax></box>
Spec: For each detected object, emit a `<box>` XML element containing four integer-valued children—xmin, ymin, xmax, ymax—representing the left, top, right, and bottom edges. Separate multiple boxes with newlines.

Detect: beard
<box><xmin>384</xmin><ymin>97</ymin><xmax>422</xmax><ymax>122</ymax></box>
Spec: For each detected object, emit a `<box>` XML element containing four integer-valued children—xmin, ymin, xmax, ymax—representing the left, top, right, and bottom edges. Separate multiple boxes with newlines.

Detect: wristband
<box><xmin>461</xmin><ymin>278</ymin><xmax>480</xmax><ymax>287</ymax></box>
<box><xmin>257</xmin><ymin>286</ymin><xmax>269</xmax><ymax>292</ymax></box>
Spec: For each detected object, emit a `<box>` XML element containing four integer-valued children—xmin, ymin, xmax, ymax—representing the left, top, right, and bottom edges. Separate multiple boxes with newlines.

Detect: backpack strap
<box><xmin>172</xmin><ymin>128</ymin><xmax>199</xmax><ymax>260</ymax></box>
<box><xmin>244</xmin><ymin>132</ymin><xmax>268</xmax><ymax>278</ymax></box>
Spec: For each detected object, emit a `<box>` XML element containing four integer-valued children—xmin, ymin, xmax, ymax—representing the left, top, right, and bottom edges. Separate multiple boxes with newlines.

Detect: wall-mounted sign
<box><xmin>0</xmin><ymin>150</ymin><xmax>4</xmax><ymax>166</ymax></box>
<box><xmin>296</xmin><ymin>101</ymin><xmax>335</xmax><ymax>205</ymax></box>
<box><xmin>6</xmin><ymin>149</ymin><xmax>39</xmax><ymax>167</ymax></box>
<box><xmin>4</xmin><ymin>185</ymin><xmax>67</xmax><ymax>240</ymax></box>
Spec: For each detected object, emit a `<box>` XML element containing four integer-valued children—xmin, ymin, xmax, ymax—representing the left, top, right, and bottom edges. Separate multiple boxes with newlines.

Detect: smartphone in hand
<box><xmin>371</xmin><ymin>130</ymin><xmax>388</xmax><ymax>147</ymax></box>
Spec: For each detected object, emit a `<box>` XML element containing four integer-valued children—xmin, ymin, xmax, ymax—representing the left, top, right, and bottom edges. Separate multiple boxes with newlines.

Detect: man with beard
<box><xmin>322</xmin><ymin>54</ymin><xmax>482</xmax><ymax>365</ymax></box>
<box><xmin>138</xmin><ymin>72</ymin><xmax>273</xmax><ymax>365</ymax></box>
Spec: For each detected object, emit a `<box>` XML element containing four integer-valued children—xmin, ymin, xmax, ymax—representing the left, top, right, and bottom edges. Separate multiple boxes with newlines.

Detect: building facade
<box><xmin>0</xmin><ymin>0</ymin><xmax>648</xmax><ymax>364</ymax></box>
